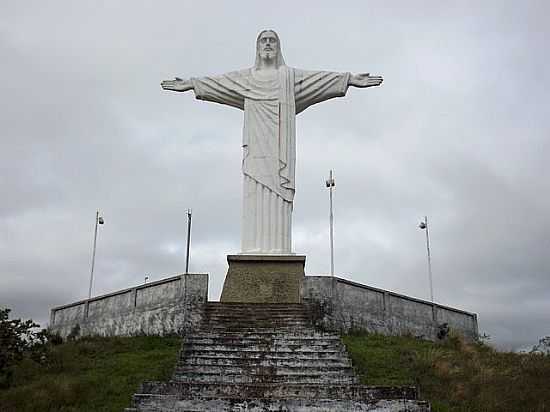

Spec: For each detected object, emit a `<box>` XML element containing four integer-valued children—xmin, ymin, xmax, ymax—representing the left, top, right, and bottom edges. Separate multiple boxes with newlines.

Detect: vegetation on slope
<box><xmin>343</xmin><ymin>332</ymin><xmax>550</xmax><ymax>412</ymax></box>
<box><xmin>0</xmin><ymin>335</ymin><xmax>181</xmax><ymax>412</ymax></box>
<box><xmin>2</xmin><ymin>304</ymin><xmax>548</xmax><ymax>412</ymax></box>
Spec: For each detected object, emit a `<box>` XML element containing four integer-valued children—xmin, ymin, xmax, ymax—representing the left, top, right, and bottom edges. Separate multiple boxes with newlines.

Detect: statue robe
<box><xmin>191</xmin><ymin>67</ymin><xmax>350</xmax><ymax>254</ymax></box>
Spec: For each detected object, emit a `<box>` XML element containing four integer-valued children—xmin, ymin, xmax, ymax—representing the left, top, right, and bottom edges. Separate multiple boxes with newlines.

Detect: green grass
<box><xmin>0</xmin><ymin>335</ymin><xmax>181</xmax><ymax>412</ymax></box>
<box><xmin>3</xmin><ymin>333</ymin><xmax>549</xmax><ymax>411</ymax></box>
<box><xmin>343</xmin><ymin>333</ymin><xmax>550</xmax><ymax>412</ymax></box>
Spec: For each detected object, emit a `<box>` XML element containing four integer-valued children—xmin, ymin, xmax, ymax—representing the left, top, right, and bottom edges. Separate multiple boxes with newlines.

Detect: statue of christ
<box><xmin>161</xmin><ymin>30</ymin><xmax>382</xmax><ymax>255</ymax></box>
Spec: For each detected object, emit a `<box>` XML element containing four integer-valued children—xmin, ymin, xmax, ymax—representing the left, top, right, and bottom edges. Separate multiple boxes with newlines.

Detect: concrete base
<box><xmin>220</xmin><ymin>255</ymin><xmax>305</xmax><ymax>303</ymax></box>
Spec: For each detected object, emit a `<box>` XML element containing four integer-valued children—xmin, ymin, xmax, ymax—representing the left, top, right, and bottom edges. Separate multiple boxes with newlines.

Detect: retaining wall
<box><xmin>49</xmin><ymin>273</ymin><xmax>477</xmax><ymax>341</ymax></box>
<box><xmin>49</xmin><ymin>274</ymin><xmax>208</xmax><ymax>338</ymax></box>
<box><xmin>303</xmin><ymin>276</ymin><xmax>478</xmax><ymax>341</ymax></box>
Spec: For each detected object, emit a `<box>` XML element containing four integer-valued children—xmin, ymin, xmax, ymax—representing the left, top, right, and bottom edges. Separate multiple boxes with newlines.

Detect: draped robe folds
<box><xmin>191</xmin><ymin>67</ymin><xmax>350</xmax><ymax>254</ymax></box>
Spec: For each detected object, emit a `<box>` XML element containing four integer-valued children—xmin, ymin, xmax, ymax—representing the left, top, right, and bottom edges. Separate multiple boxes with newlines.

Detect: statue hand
<box><xmin>161</xmin><ymin>78</ymin><xmax>192</xmax><ymax>92</ymax></box>
<box><xmin>349</xmin><ymin>73</ymin><xmax>383</xmax><ymax>88</ymax></box>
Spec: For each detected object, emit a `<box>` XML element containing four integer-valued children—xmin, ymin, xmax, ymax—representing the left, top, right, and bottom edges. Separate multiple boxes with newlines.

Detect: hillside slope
<box><xmin>1</xmin><ymin>333</ymin><xmax>549</xmax><ymax>411</ymax></box>
<box><xmin>344</xmin><ymin>333</ymin><xmax>550</xmax><ymax>412</ymax></box>
<box><xmin>0</xmin><ymin>336</ymin><xmax>180</xmax><ymax>412</ymax></box>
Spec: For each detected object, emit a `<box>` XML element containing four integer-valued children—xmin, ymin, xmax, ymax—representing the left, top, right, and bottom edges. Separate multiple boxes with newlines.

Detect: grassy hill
<box><xmin>0</xmin><ymin>336</ymin><xmax>181</xmax><ymax>412</ymax></box>
<box><xmin>344</xmin><ymin>333</ymin><xmax>550</xmax><ymax>412</ymax></box>
<box><xmin>1</xmin><ymin>333</ymin><xmax>549</xmax><ymax>411</ymax></box>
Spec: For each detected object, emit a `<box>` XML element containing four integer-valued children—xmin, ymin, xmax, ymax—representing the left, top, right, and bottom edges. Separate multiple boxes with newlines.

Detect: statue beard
<box><xmin>260</xmin><ymin>50</ymin><xmax>277</xmax><ymax>63</ymax></box>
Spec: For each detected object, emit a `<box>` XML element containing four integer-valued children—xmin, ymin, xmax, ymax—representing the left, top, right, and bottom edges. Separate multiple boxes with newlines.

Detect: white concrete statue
<box><xmin>162</xmin><ymin>30</ymin><xmax>382</xmax><ymax>255</ymax></box>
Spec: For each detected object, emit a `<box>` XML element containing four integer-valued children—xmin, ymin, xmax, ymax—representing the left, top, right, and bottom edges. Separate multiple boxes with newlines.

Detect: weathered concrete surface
<box><xmin>135</xmin><ymin>381</ymin><xmax>418</xmax><ymax>401</ymax></box>
<box><xmin>303</xmin><ymin>276</ymin><xmax>478</xmax><ymax>341</ymax></box>
<box><xmin>128</xmin><ymin>303</ymin><xmax>430</xmax><ymax>411</ymax></box>
<box><xmin>220</xmin><ymin>255</ymin><xmax>305</xmax><ymax>303</ymax></box>
<box><xmin>49</xmin><ymin>274</ymin><xmax>208</xmax><ymax>338</ymax></box>
<box><xmin>130</xmin><ymin>397</ymin><xmax>430</xmax><ymax>411</ymax></box>
<box><xmin>49</xmin><ymin>272</ymin><xmax>476</xmax><ymax>343</ymax></box>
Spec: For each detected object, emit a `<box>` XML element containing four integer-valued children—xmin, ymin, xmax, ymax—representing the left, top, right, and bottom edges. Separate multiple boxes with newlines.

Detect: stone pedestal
<box><xmin>220</xmin><ymin>255</ymin><xmax>305</xmax><ymax>303</ymax></box>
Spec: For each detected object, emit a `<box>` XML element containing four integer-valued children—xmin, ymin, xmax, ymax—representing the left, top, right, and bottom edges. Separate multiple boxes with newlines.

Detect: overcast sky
<box><xmin>1</xmin><ymin>1</ymin><xmax>549</xmax><ymax>350</ymax></box>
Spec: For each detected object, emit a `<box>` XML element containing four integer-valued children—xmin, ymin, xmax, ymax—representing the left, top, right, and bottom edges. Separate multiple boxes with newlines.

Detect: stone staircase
<box><xmin>127</xmin><ymin>303</ymin><xmax>430</xmax><ymax>411</ymax></box>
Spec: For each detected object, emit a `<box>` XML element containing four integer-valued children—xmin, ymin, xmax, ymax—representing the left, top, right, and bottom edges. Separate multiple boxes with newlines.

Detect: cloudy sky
<box><xmin>1</xmin><ymin>1</ymin><xmax>548</xmax><ymax>350</ymax></box>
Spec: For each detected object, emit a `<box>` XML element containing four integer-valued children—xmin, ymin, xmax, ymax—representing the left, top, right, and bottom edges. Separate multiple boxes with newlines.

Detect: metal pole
<box><xmin>326</xmin><ymin>171</ymin><xmax>335</xmax><ymax>277</ymax></box>
<box><xmin>424</xmin><ymin>216</ymin><xmax>434</xmax><ymax>302</ymax></box>
<box><xmin>183</xmin><ymin>209</ymin><xmax>192</xmax><ymax>334</ymax></box>
<box><xmin>329</xmin><ymin>178</ymin><xmax>334</xmax><ymax>277</ymax></box>
<box><xmin>88</xmin><ymin>210</ymin><xmax>99</xmax><ymax>300</ymax></box>
<box><xmin>185</xmin><ymin>209</ymin><xmax>192</xmax><ymax>274</ymax></box>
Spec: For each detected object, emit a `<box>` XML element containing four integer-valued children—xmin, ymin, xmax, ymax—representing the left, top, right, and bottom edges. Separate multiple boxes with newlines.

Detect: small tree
<box><xmin>0</xmin><ymin>307</ymin><xmax>43</xmax><ymax>387</ymax></box>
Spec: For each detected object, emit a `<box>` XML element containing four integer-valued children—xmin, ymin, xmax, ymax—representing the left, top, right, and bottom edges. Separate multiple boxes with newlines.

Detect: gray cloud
<box><xmin>1</xmin><ymin>0</ymin><xmax>549</xmax><ymax>350</ymax></box>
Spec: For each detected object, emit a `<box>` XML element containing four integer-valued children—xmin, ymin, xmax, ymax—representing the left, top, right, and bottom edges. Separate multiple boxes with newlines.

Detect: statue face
<box><xmin>258</xmin><ymin>31</ymin><xmax>278</xmax><ymax>61</ymax></box>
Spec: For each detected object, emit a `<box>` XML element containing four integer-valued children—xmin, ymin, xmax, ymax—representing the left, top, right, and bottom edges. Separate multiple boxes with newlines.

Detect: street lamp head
<box><xmin>325</xmin><ymin>179</ymin><xmax>335</xmax><ymax>188</ymax></box>
<box><xmin>98</xmin><ymin>216</ymin><xmax>105</xmax><ymax>225</ymax></box>
<box><xmin>419</xmin><ymin>221</ymin><xmax>426</xmax><ymax>229</ymax></box>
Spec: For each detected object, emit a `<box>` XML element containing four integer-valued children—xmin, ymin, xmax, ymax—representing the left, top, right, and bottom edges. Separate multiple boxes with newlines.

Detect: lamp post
<box><xmin>185</xmin><ymin>209</ymin><xmax>192</xmax><ymax>274</ymax></box>
<box><xmin>88</xmin><ymin>210</ymin><xmax>104</xmax><ymax>300</ymax></box>
<box><xmin>326</xmin><ymin>170</ymin><xmax>335</xmax><ymax>277</ymax></box>
<box><xmin>183</xmin><ymin>208</ymin><xmax>192</xmax><ymax>333</ymax></box>
<box><xmin>419</xmin><ymin>216</ymin><xmax>434</xmax><ymax>302</ymax></box>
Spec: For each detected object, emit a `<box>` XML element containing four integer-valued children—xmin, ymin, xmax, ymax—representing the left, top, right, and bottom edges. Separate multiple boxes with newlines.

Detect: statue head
<box><xmin>255</xmin><ymin>29</ymin><xmax>286</xmax><ymax>68</ymax></box>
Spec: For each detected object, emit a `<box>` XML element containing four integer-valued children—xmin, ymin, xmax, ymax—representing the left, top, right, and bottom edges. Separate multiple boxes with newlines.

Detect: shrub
<box><xmin>0</xmin><ymin>308</ymin><xmax>43</xmax><ymax>388</ymax></box>
<box><xmin>67</xmin><ymin>324</ymin><xmax>81</xmax><ymax>341</ymax></box>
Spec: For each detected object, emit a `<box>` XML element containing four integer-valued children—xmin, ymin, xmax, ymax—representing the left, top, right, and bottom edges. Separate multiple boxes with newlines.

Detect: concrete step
<box><xmin>206</xmin><ymin>303</ymin><xmax>305</xmax><ymax>309</ymax></box>
<box><xmin>179</xmin><ymin>356</ymin><xmax>352</xmax><ymax>368</ymax></box>
<box><xmin>180</xmin><ymin>349</ymin><xmax>348</xmax><ymax>360</ymax></box>
<box><xmin>132</xmin><ymin>394</ymin><xmax>430</xmax><ymax>411</ymax></box>
<box><xmin>189</xmin><ymin>331</ymin><xmax>338</xmax><ymax>339</ymax></box>
<box><xmin>203</xmin><ymin>319</ymin><xmax>311</xmax><ymax>331</ymax></box>
<box><xmin>128</xmin><ymin>303</ymin><xmax>430</xmax><ymax>411</ymax></box>
<box><xmin>172</xmin><ymin>372</ymin><xmax>358</xmax><ymax>384</ymax></box>
<box><xmin>204</xmin><ymin>310</ymin><xmax>308</xmax><ymax>317</ymax></box>
<box><xmin>137</xmin><ymin>381</ymin><xmax>419</xmax><ymax>401</ymax></box>
<box><xmin>205</xmin><ymin>312</ymin><xmax>309</xmax><ymax>318</ymax></box>
<box><xmin>202</xmin><ymin>327</ymin><xmax>317</xmax><ymax>334</ymax></box>
<box><xmin>174</xmin><ymin>364</ymin><xmax>355</xmax><ymax>376</ymax></box>
<box><xmin>184</xmin><ymin>336</ymin><xmax>345</xmax><ymax>347</ymax></box>
<box><xmin>184</xmin><ymin>334</ymin><xmax>342</xmax><ymax>345</ymax></box>
<box><xmin>204</xmin><ymin>320</ymin><xmax>311</xmax><ymax>327</ymax></box>
<box><xmin>182</xmin><ymin>342</ymin><xmax>345</xmax><ymax>353</ymax></box>
<box><xmin>206</xmin><ymin>309</ymin><xmax>309</xmax><ymax>314</ymax></box>
<box><xmin>205</xmin><ymin>309</ymin><xmax>309</xmax><ymax>314</ymax></box>
<box><xmin>204</xmin><ymin>313</ymin><xmax>310</xmax><ymax>321</ymax></box>
<box><xmin>203</xmin><ymin>322</ymin><xmax>314</xmax><ymax>327</ymax></box>
<box><xmin>204</xmin><ymin>314</ymin><xmax>310</xmax><ymax>321</ymax></box>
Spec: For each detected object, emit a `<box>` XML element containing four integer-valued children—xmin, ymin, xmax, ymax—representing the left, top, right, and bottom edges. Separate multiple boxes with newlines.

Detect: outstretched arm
<box><xmin>161</xmin><ymin>71</ymin><xmax>246</xmax><ymax>110</ymax></box>
<box><xmin>161</xmin><ymin>77</ymin><xmax>193</xmax><ymax>92</ymax></box>
<box><xmin>348</xmin><ymin>73</ymin><xmax>383</xmax><ymax>88</ymax></box>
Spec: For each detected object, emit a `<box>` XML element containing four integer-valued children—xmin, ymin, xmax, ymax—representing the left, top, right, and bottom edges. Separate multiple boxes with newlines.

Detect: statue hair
<box><xmin>255</xmin><ymin>29</ymin><xmax>286</xmax><ymax>68</ymax></box>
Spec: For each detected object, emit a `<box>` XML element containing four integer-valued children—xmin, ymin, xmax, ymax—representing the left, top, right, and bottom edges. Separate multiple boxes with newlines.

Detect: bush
<box><xmin>47</xmin><ymin>331</ymin><xmax>64</xmax><ymax>346</ymax></box>
<box><xmin>67</xmin><ymin>324</ymin><xmax>81</xmax><ymax>342</ymax></box>
<box><xmin>0</xmin><ymin>308</ymin><xmax>50</xmax><ymax>388</ymax></box>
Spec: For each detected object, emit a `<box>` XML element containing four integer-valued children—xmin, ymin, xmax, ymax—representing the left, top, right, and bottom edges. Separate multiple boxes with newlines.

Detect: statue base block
<box><xmin>220</xmin><ymin>255</ymin><xmax>305</xmax><ymax>303</ymax></box>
